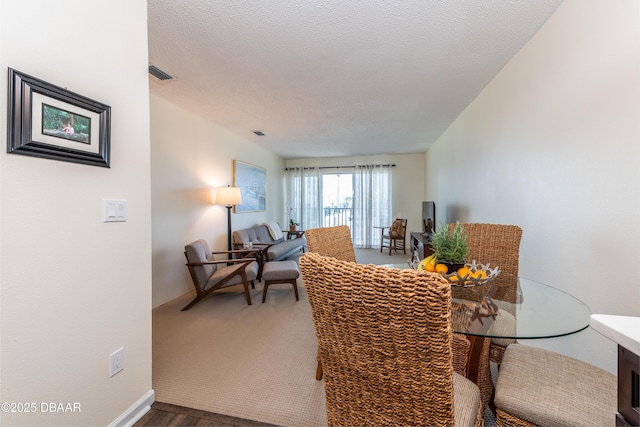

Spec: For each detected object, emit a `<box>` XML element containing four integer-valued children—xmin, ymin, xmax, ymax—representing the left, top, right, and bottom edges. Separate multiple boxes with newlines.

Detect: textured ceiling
<box><xmin>147</xmin><ymin>0</ymin><xmax>562</xmax><ymax>159</ymax></box>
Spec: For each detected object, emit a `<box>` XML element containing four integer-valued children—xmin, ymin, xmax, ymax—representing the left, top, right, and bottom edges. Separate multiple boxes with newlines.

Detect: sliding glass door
<box><xmin>322</xmin><ymin>173</ymin><xmax>353</xmax><ymax>228</ymax></box>
<box><xmin>286</xmin><ymin>165</ymin><xmax>392</xmax><ymax>249</ymax></box>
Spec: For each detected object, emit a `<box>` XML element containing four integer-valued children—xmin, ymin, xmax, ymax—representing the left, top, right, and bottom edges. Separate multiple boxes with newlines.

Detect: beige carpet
<box><xmin>152</xmin><ymin>249</ymin><xmax>409</xmax><ymax>427</ymax></box>
<box><xmin>152</xmin><ymin>248</ymin><xmax>497</xmax><ymax>426</ymax></box>
<box><xmin>152</xmin><ymin>282</ymin><xmax>326</xmax><ymax>426</ymax></box>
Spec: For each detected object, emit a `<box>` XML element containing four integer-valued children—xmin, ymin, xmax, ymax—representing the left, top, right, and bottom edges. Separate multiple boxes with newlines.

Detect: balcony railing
<box><xmin>323</xmin><ymin>206</ymin><xmax>353</xmax><ymax>227</ymax></box>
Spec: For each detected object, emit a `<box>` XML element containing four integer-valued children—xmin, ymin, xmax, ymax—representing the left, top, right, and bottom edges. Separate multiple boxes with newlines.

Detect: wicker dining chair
<box><xmin>304</xmin><ymin>225</ymin><xmax>356</xmax><ymax>263</ymax></box>
<box><xmin>441</xmin><ymin>223</ymin><xmax>522</xmax><ymax>409</ymax></box>
<box><xmin>455</xmin><ymin>223</ymin><xmax>523</xmax><ymax>365</ymax></box>
<box><xmin>494</xmin><ymin>344</ymin><xmax>616</xmax><ymax>427</ymax></box>
<box><xmin>299</xmin><ymin>252</ymin><xmax>483</xmax><ymax>427</ymax></box>
<box><xmin>304</xmin><ymin>225</ymin><xmax>356</xmax><ymax>380</ymax></box>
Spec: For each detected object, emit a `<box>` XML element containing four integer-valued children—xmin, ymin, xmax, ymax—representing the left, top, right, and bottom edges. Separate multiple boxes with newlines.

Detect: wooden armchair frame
<box><xmin>183</xmin><ymin>247</ymin><xmax>260</xmax><ymax>311</ymax></box>
<box><xmin>232</xmin><ymin>243</ymin><xmax>269</xmax><ymax>280</ymax></box>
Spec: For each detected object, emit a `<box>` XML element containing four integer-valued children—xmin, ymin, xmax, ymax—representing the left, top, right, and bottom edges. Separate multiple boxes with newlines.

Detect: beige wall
<box><xmin>285</xmin><ymin>153</ymin><xmax>426</xmax><ymax>234</ymax></box>
<box><xmin>0</xmin><ymin>1</ymin><xmax>153</xmax><ymax>426</ymax></box>
<box><xmin>2</xmin><ymin>4</ymin><xmax>633</xmax><ymax>425</ymax></box>
<box><xmin>425</xmin><ymin>0</ymin><xmax>639</xmax><ymax>373</ymax></box>
<box><xmin>150</xmin><ymin>94</ymin><xmax>285</xmax><ymax>307</ymax></box>
<box><xmin>150</xmin><ymin>119</ymin><xmax>424</xmax><ymax>307</ymax></box>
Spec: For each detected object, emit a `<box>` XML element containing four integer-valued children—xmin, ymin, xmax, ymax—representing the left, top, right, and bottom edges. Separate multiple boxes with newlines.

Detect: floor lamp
<box><xmin>215</xmin><ymin>185</ymin><xmax>242</xmax><ymax>259</ymax></box>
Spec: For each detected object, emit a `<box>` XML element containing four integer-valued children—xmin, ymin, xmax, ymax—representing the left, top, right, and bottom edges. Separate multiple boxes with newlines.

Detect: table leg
<box><xmin>466</xmin><ymin>335</ymin><xmax>494</xmax><ymax>412</ymax></box>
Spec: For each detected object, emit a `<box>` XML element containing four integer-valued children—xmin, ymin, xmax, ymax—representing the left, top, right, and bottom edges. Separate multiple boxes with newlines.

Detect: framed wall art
<box><xmin>6</xmin><ymin>68</ymin><xmax>111</xmax><ymax>167</ymax></box>
<box><xmin>233</xmin><ymin>160</ymin><xmax>266</xmax><ymax>212</ymax></box>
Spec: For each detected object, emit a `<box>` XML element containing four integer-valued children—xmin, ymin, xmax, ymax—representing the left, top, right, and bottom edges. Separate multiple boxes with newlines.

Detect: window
<box><xmin>286</xmin><ymin>165</ymin><xmax>392</xmax><ymax>248</ymax></box>
<box><xmin>322</xmin><ymin>174</ymin><xmax>353</xmax><ymax>227</ymax></box>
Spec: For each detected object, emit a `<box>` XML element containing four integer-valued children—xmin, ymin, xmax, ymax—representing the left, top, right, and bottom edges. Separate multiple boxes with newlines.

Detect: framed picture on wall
<box><xmin>233</xmin><ymin>160</ymin><xmax>266</xmax><ymax>212</ymax></box>
<box><xmin>6</xmin><ymin>68</ymin><xmax>111</xmax><ymax>167</ymax></box>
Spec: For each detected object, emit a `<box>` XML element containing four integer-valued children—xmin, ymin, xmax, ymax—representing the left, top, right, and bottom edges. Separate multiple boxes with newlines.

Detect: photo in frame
<box><xmin>6</xmin><ymin>68</ymin><xmax>111</xmax><ymax>167</ymax></box>
<box><xmin>233</xmin><ymin>160</ymin><xmax>266</xmax><ymax>212</ymax></box>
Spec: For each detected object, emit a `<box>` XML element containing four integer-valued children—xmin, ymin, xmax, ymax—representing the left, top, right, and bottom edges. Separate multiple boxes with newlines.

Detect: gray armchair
<box><xmin>183</xmin><ymin>239</ymin><xmax>260</xmax><ymax>311</ymax></box>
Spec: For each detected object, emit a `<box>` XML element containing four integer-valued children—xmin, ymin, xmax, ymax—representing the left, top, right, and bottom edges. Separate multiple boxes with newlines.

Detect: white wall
<box><xmin>0</xmin><ymin>1</ymin><xmax>153</xmax><ymax>426</ymax></box>
<box><xmin>150</xmin><ymin>94</ymin><xmax>285</xmax><ymax>308</ymax></box>
<box><xmin>425</xmin><ymin>0</ymin><xmax>639</xmax><ymax>373</ymax></box>
<box><xmin>285</xmin><ymin>153</ymin><xmax>426</xmax><ymax>236</ymax></box>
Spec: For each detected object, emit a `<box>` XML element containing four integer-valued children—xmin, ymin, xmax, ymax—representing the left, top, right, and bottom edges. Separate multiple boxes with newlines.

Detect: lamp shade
<box><xmin>216</xmin><ymin>186</ymin><xmax>242</xmax><ymax>206</ymax></box>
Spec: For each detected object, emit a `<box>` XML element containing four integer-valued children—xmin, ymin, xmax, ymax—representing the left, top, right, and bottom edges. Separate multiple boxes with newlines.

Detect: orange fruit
<box><xmin>435</xmin><ymin>264</ymin><xmax>448</xmax><ymax>274</ymax></box>
<box><xmin>471</xmin><ymin>270</ymin><xmax>487</xmax><ymax>279</ymax></box>
<box><xmin>457</xmin><ymin>267</ymin><xmax>471</xmax><ymax>278</ymax></box>
<box><xmin>449</xmin><ymin>274</ymin><xmax>460</xmax><ymax>282</ymax></box>
<box><xmin>425</xmin><ymin>263</ymin><xmax>435</xmax><ymax>272</ymax></box>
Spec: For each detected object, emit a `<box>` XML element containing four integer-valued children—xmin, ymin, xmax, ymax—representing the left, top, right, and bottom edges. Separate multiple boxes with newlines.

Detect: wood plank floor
<box><xmin>134</xmin><ymin>402</ymin><xmax>278</xmax><ymax>427</ymax></box>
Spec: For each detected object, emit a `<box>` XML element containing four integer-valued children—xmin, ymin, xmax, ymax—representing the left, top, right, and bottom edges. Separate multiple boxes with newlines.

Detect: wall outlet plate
<box><xmin>109</xmin><ymin>347</ymin><xmax>124</xmax><ymax>377</ymax></box>
<box><xmin>104</xmin><ymin>199</ymin><xmax>127</xmax><ymax>222</ymax></box>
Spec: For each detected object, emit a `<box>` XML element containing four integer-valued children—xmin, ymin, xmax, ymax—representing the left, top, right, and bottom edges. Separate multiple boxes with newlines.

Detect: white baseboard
<box><xmin>109</xmin><ymin>389</ymin><xmax>155</xmax><ymax>427</ymax></box>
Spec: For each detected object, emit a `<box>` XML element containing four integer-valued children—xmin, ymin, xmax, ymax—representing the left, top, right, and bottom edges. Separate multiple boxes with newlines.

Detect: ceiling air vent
<box><xmin>148</xmin><ymin>65</ymin><xmax>174</xmax><ymax>81</ymax></box>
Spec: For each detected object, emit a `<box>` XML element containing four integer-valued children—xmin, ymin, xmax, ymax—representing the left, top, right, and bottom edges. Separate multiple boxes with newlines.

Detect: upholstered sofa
<box><xmin>232</xmin><ymin>222</ymin><xmax>306</xmax><ymax>262</ymax></box>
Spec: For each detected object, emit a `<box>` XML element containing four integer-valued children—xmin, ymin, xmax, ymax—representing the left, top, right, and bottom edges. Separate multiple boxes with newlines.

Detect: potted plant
<box><xmin>430</xmin><ymin>221</ymin><xmax>469</xmax><ymax>272</ymax></box>
<box><xmin>289</xmin><ymin>218</ymin><xmax>300</xmax><ymax>232</ymax></box>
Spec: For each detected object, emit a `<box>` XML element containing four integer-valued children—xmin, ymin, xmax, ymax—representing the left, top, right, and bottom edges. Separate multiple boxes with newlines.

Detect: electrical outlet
<box><xmin>109</xmin><ymin>347</ymin><xmax>124</xmax><ymax>377</ymax></box>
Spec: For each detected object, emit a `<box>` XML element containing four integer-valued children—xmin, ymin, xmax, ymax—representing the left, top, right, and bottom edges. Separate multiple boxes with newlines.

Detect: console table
<box><xmin>410</xmin><ymin>232</ymin><xmax>434</xmax><ymax>259</ymax></box>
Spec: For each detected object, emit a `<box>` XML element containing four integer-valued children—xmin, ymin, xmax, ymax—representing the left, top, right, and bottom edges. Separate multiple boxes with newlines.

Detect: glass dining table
<box><xmin>449</xmin><ymin>276</ymin><xmax>591</xmax><ymax>405</ymax></box>
<box><xmin>450</xmin><ymin>276</ymin><xmax>592</xmax><ymax>340</ymax></box>
<box><xmin>384</xmin><ymin>264</ymin><xmax>592</xmax><ymax>407</ymax></box>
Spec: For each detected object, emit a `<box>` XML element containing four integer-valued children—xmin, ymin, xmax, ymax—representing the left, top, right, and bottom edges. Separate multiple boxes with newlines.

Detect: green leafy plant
<box><xmin>289</xmin><ymin>218</ymin><xmax>299</xmax><ymax>227</ymax></box>
<box><xmin>430</xmin><ymin>221</ymin><xmax>469</xmax><ymax>264</ymax></box>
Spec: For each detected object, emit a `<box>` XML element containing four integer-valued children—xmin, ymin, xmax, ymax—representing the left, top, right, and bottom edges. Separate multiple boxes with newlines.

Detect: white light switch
<box><xmin>104</xmin><ymin>199</ymin><xmax>127</xmax><ymax>222</ymax></box>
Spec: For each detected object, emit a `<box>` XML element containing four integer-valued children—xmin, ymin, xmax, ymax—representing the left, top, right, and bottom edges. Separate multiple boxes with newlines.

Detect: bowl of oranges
<box><xmin>438</xmin><ymin>260</ymin><xmax>500</xmax><ymax>288</ymax></box>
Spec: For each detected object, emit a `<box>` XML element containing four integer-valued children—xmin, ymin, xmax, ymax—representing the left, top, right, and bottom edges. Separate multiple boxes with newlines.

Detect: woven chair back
<box><xmin>300</xmin><ymin>252</ymin><xmax>455</xmax><ymax>426</ymax></box>
<box><xmin>449</xmin><ymin>223</ymin><xmax>522</xmax><ymax>302</ymax></box>
<box><xmin>448</xmin><ymin>222</ymin><xmax>523</xmax><ymax>372</ymax></box>
<box><xmin>304</xmin><ymin>225</ymin><xmax>356</xmax><ymax>263</ymax></box>
<box><xmin>388</xmin><ymin>218</ymin><xmax>406</xmax><ymax>237</ymax></box>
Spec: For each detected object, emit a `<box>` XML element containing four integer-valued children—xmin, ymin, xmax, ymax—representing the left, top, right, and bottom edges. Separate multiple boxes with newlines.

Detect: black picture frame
<box><xmin>6</xmin><ymin>68</ymin><xmax>111</xmax><ymax>167</ymax></box>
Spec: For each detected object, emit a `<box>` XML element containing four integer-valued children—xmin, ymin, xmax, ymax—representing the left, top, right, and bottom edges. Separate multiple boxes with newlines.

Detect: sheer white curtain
<box><xmin>352</xmin><ymin>165</ymin><xmax>392</xmax><ymax>248</ymax></box>
<box><xmin>285</xmin><ymin>167</ymin><xmax>322</xmax><ymax>230</ymax></box>
<box><xmin>286</xmin><ymin>165</ymin><xmax>392</xmax><ymax>248</ymax></box>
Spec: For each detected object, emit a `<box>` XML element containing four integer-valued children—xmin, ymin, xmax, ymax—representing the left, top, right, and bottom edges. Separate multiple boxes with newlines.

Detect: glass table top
<box><xmin>450</xmin><ymin>277</ymin><xmax>591</xmax><ymax>339</ymax></box>
<box><xmin>381</xmin><ymin>264</ymin><xmax>592</xmax><ymax>340</ymax></box>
